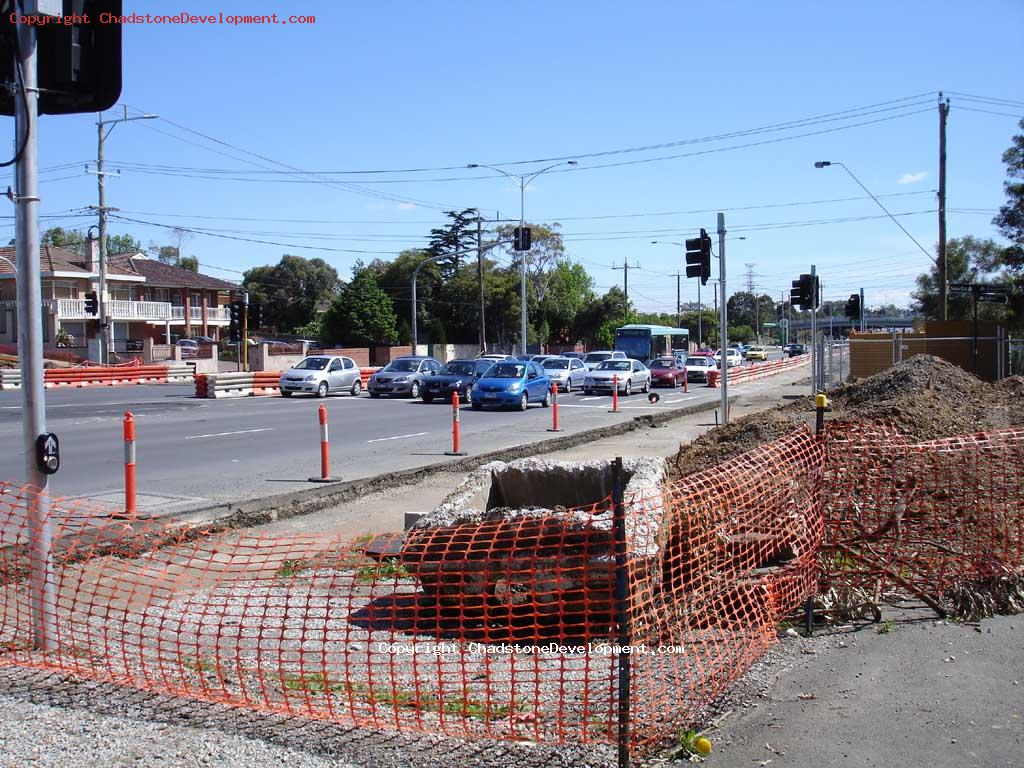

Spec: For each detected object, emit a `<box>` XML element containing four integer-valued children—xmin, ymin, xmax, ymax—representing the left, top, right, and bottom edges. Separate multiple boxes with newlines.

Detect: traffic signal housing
<box><xmin>1</xmin><ymin>1</ymin><xmax>124</xmax><ymax>116</ymax></box>
<box><xmin>84</xmin><ymin>291</ymin><xmax>98</xmax><ymax>315</ymax></box>
<box><xmin>513</xmin><ymin>226</ymin><xmax>532</xmax><ymax>251</ymax></box>
<box><xmin>248</xmin><ymin>303</ymin><xmax>263</xmax><ymax>329</ymax></box>
<box><xmin>685</xmin><ymin>228</ymin><xmax>712</xmax><ymax>285</ymax></box>
<box><xmin>228</xmin><ymin>300</ymin><xmax>243</xmax><ymax>343</ymax></box>
<box><xmin>844</xmin><ymin>293</ymin><xmax>861</xmax><ymax>320</ymax></box>
<box><xmin>790</xmin><ymin>273</ymin><xmax>819</xmax><ymax>311</ymax></box>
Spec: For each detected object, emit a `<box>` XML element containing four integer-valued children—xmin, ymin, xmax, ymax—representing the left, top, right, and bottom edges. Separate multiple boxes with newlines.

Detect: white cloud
<box><xmin>897</xmin><ymin>171</ymin><xmax>927</xmax><ymax>185</ymax></box>
<box><xmin>397</xmin><ymin>202</ymin><xmax>418</xmax><ymax>210</ymax></box>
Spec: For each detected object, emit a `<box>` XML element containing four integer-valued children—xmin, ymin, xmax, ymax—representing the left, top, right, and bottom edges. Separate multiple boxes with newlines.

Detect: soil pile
<box><xmin>669</xmin><ymin>355</ymin><xmax>1022</xmax><ymax>481</ymax></box>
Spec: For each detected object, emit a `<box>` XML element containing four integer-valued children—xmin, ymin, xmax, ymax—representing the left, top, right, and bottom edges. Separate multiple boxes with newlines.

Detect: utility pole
<box><xmin>612</xmin><ymin>261</ymin><xmax>640</xmax><ymax>321</ymax></box>
<box><xmin>242</xmin><ymin>290</ymin><xmax>249</xmax><ymax>371</ymax></box>
<box><xmin>859</xmin><ymin>287</ymin><xmax>866</xmax><ymax>332</ymax></box>
<box><xmin>717</xmin><ymin>213</ymin><xmax>729</xmax><ymax>424</ymax></box>
<box><xmin>89</xmin><ymin>107</ymin><xmax>157</xmax><ymax>364</ymax></box>
<box><xmin>476</xmin><ymin>216</ymin><xmax>486</xmax><ymax>352</ymax></box>
<box><xmin>810</xmin><ymin>264</ymin><xmax>818</xmax><ymax>393</ymax></box>
<box><xmin>673</xmin><ymin>271</ymin><xmax>682</xmax><ymax>328</ymax></box>
<box><xmin>13</xmin><ymin>14</ymin><xmax>57</xmax><ymax>651</ymax></box>
<box><xmin>938</xmin><ymin>92</ymin><xmax>950</xmax><ymax>321</ymax></box>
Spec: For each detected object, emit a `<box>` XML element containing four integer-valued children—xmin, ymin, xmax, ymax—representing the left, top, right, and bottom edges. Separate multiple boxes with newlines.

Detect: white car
<box><xmin>583</xmin><ymin>359</ymin><xmax>650</xmax><ymax>395</ymax></box>
<box><xmin>683</xmin><ymin>355</ymin><xmax>717</xmax><ymax>382</ymax></box>
<box><xmin>582</xmin><ymin>350</ymin><xmax>628</xmax><ymax>370</ymax></box>
<box><xmin>279</xmin><ymin>355</ymin><xmax>363</xmax><ymax>398</ymax></box>
<box><xmin>714</xmin><ymin>348</ymin><xmax>743</xmax><ymax>368</ymax></box>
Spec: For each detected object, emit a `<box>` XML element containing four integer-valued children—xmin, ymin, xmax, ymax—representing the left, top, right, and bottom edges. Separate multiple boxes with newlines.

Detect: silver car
<box><xmin>582</xmin><ymin>350</ymin><xmax>628</xmax><ymax>370</ymax></box>
<box><xmin>541</xmin><ymin>356</ymin><xmax>588</xmax><ymax>392</ymax></box>
<box><xmin>583</xmin><ymin>359</ymin><xmax>650</xmax><ymax>395</ymax></box>
<box><xmin>367</xmin><ymin>355</ymin><xmax>442</xmax><ymax>398</ymax></box>
<box><xmin>279</xmin><ymin>355</ymin><xmax>363</xmax><ymax>398</ymax></box>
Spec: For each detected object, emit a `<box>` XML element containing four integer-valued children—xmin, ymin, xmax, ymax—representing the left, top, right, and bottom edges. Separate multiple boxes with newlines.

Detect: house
<box><xmin>0</xmin><ymin>236</ymin><xmax>239</xmax><ymax>360</ymax></box>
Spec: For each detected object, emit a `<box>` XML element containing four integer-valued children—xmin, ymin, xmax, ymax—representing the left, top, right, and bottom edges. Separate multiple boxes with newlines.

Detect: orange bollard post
<box><xmin>547</xmin><ymin>382</ymin><xmax>562</xmax><ymax>432</ymax></box>
<box><xmin>309</xmin><ymin>403</ymin><xmax>341</xmax><ymax>482</ymax></box>
<box><xmin>683</xmin><ymin>366</ymin><xmax>688</xmax><ymax>392</ymax></box>
<box><xmin>610</xmin><ymin>375</ymin><xmax>620</xmax><ymax>413</ymax></box>
<box><xmin>445</xmin><ymin>390</ymin><xmax>467</xmax><ymax>456</ymax></box>
<box><xmin>123</xmin><ymin>412</ymin><xmax>136</xmax><ymax>515</ymax></box>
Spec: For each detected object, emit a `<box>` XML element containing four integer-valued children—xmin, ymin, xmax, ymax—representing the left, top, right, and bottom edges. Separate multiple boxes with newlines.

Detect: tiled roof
<box><xmin>109</xmin><ymin>253</ymin><xmax>238</xmax><ymax>290</ymax></box>
<box><xmin>0</xmin><ymin>244</ymin><xmax>141</xmax><ymax>278</ymax></box>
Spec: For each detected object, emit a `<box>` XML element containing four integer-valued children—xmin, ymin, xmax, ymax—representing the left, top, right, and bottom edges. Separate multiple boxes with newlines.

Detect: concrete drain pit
<box><xmin>397</xmin><ymin>457</ymin><xmax>665</xmax><ymax>641</ymax></box>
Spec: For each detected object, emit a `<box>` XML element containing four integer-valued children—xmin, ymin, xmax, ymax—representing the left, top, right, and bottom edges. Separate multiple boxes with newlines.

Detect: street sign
<box><xmin>35</xmin><ymin>433</ymin><xmax>60</xmax><ymax>475</ymax></box>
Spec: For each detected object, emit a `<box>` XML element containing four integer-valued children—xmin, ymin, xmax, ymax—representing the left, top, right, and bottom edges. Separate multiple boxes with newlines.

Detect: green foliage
<box><xmin>276</xmin><ymin>559</ymin><xmax>308</xmax><ymax>578</ymax></box>
<box><xmin>877</xmin><ymin>619</ymin><xmax>895</xmax><ymax>634</ymax></box>
<box><xmin>355</xmin><ymin>558</ymin><xmax>412</xmax><ymax>584</ymax></box>
<box><xmin>913</xmin><ymin>237</ymin><xmax>1016</xmax><ymax>327</ymax></box>
<box><xmin>38</xmin><ymin>227</ymin><xmax>142</xmax><ymax>257</ymax></box>
<box><xmin>323</xmin><ymin>267</ymin><xmax>398</xmax><ymax>347</ymax></box>
<box><xmin>293</xmin><ymin>315</ymin><xmax>325</xmax><ymax>342</ymax></box>
<box><xmin>243</xmin><ymin>255</ymin><xmax>340</xmax><ymax>333</ymax></box>
<box><xmin>426</xmin><ymin>208</ymin><xmax>480</xmax><ymax>280</ymax></box>
<box><xmin>728</xmin><ymin>324</ymin><xmax>755</xmax><ymax>343</ymax></box>
<box><xmin>994</xmin><ymin>118</ymin><xmax>1024</xmax><ymax>272</ymax></box>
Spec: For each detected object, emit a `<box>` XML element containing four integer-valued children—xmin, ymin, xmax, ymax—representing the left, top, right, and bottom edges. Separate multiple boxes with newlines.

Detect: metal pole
<box><xmin>477</xmin><ymin>216</ymin><xmax>486</xmax><ymax>352</ymax></box>
<box><xmin>411</xmin><ymin>268</ymin><xmax>418</xmax><ymax>350</ymax></box>
<box><xmin>810</xmin><ymin>265</ymin><xmax>817</xmax><ymax>393</ymax></box>
<box><xmin>96</xmin><ymin>117</ymin><xmax>108</xmax><ymax>364</ymax></box>
<box><xmin>717</xmin><ymin>213</ymin><xmax>729</xmax><ymax>424</ymax></box>
<box><xmin>14</xmin><ymin>14</ymin><xmax>57</xmax><ymax>651</ymax></box>
<box><xmin>859</xmin><ymin>287</ymin><xmax>865</xmax><ymax>332</ymax></box>
<box><xmin>612</xmin><ymin>456</ymin><xmax>631</xmax><ymax>768</ymax></box>
<box><xmin>520</xmin><ymin>179</ymin><xmax>527</xmax><ymax>355</ymax></box>
<box><xmin>696</xmin><ymin>279</ymin><xmax>702</xmax><ymax>347</ymax></box>
<box><xmin>242</xmin><ymin>290</ymin><xmax>249</xmax><ymax>372</ymax></box>
<box><xmin>676</xmin><ymin>272</ymin><xmax>681</xmax><ymax>329</ymax></box>
<box><xmin>938</xmin><ymin>94</ymin><xmax>950</xmax><ymax>321</ymax></box>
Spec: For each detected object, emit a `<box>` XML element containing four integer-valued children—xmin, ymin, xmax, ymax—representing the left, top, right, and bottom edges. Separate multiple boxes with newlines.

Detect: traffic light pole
<box><xmin>810</xmin><ymin>264</ymin><xmax>817</xmax><ymax>394</ymax></box>
<box><xmin>717</xmin><ymin>213</ymin><xmax>729</xmax><ymax>424</ymax></box>
<box><xmin>860</xmin><ymin>287</ymin><xmax>865</xmax><ymax>332</ymax></box>
<box><xmin>13</xmin><ymin>15</ymin><xmax>57</xmax><ymax>651</ymax></box>
<box><xmin>242</xmin><ymin>291</ymin><xmax>249</xmax><ymax>372</ymax></box>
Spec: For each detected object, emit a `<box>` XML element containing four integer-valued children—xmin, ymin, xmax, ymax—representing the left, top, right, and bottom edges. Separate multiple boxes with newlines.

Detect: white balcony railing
<box><xmin>48</xmin><ymin>298</ymin><xmax>172</xmax><ymax>321</ymax></box>
<box><xmin>169</xmin><ymin>305</ymin><xmax>229</xmax><ymax>322</ymax></box>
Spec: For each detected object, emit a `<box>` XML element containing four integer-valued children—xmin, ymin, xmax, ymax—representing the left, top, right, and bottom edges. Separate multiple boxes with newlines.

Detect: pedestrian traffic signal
<box><xmin>844</xmin><ymin>293</ymin><xmax>861</xmax><ymax>320</ymax></box>
<box><xmin>0</xmin><ymin>1</ymin><xmax>124</xmax><ymax>116</ymax></box>
<box><xmin>685</xmin><ymin>229</ymin><xmax>712</xmax><ymax>285</ymax></box>
<box><xmin>790</xmin><ymin>274</ymin><xmax>819</xmax><ymax>311</ymax></box>
<box><xmin>249</xmin><ymin>303</ymin><xmax>263</xmax><ymax>329</ymax></box>
<box><xmin>84</xmin><ymin>291</ymin><xmax>99</xmax><ymax>315</ymax></box>
<box><xmin>513</xmin><ymin>226</ymin><xmax>532</xmax><ymax>251</ymax></box>
<box><xmin>228</xmin><ymin>300</ymin><xmax>243</xmax><ymax>343</ymax></box>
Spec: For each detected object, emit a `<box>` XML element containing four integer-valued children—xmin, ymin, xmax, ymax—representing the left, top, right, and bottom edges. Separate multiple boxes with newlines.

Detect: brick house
<box><xmin>0</xmin><ymin>237</ymin><xmax>238</xmax><ymax>359</ymax></box>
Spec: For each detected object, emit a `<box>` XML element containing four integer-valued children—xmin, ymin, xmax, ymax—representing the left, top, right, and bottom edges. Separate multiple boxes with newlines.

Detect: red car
<box><xmin>648</xmin><ymin>357</ymin><xmax>688</xmax><ymax>388</ymax></box>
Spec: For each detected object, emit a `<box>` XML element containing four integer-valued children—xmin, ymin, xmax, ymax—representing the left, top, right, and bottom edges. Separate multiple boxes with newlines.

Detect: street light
<box><xmin>467</xmin><ymin>160</ymin><xmax>577</xmax><ymax>354</ymax></box>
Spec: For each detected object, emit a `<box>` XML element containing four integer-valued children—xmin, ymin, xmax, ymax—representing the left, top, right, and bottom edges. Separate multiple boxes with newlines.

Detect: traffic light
<box><xmin>844</xmin><ymin>293</ymin><xmax>861</xmax><ymax>320</ymax></box>
<box><xmin>1</xmin><ymin>1</ymin><xmax>124</xmax><ymax>116</ymax></box>
<box><xmin>84</xmin><ymin>291</ymin><xmax>98</xmax><ymax>315</ymax></box>
<box><xmin>685</xmin><ymin>228</ymin><xmax>712</xmax><ymax>285</ymax></box>
<box><xmin>513</xmin><ymin>226</ymin><xmax>532</xmax><ymax>251</ymax></box>
<box><xmin>228</xmin><ymin>300</ymin><xmax>243</xmax><ymax>343</ymax></box>
<box><xmin>790</xmin><ymin>274</ymin><xmax>819</xmax><ymax>311</ymax></box>
<box><xmin>248</xmin><ymin>303</ymin><xmax>263</xmax><ymax>329</ymax></box>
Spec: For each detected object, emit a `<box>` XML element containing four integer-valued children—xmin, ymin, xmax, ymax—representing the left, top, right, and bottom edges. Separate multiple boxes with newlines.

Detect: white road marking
<box><xmin>666</xmin><ymin>396</ymin><xmax>698</xmax><ymax>404</ymax></box>
<box><xmin>580</xmin><ymin>396</ymin><xmax>604</xmax><ymax>401</ymax></box>
<box><xmin>366</xmin><ymin>431</ymin><xmax>429</xmax><ymax>444</ymax></box>
<box><xmin>185</xmin><ymin>427</ymin><xmax>274</xmax><ymax>440</ymax></box>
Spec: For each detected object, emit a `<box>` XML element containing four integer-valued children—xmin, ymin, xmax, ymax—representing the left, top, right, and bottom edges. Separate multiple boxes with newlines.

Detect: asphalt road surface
<box><xmin>0</xmin><ymin>352</ymin><xmax>790</xmax><ymax>513</ymax></box>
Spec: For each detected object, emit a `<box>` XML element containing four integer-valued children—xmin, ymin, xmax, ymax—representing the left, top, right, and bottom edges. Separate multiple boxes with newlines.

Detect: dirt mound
<box><xmin>668</xmin><ymin>355</ymin><xmax>1022</xmax><ymax>480</ymax></box>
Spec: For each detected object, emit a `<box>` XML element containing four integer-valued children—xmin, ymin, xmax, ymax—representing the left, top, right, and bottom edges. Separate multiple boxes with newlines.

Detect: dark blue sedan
<box><xmin>470</xmin><ymin>361</ymin><xmax>552</xmax><ymax>411</ymax></box>
<box><xmin>421</xmin><ymin>359</ymin><xmax>493</xmax><ymax>404</ymax></box>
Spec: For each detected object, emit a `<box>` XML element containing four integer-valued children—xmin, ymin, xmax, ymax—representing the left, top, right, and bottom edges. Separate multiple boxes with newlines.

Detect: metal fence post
<box><xmin>613</xmin><ymin>456</ymin><xmax>631</xmax><ymax>768</ymax></box>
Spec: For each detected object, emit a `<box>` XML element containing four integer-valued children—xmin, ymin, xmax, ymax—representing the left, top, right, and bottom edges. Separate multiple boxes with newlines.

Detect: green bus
<box><xmin>614</xmin><ymin>324</ymin><xmax>690</xmax><ymax>364</ymax></box>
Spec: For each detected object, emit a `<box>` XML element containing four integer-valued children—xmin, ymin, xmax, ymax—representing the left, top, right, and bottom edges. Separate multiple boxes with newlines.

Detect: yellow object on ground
<box><xmin>694</xmin><ymin>736</ymin><xmax>712</xmax><ymax>755</ymax></box>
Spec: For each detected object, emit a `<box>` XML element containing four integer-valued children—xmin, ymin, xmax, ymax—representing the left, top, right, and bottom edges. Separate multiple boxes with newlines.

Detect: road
<box><xmin>0</xmin><ymin>351</ymin><xmax>792</xmax><ymax>514</ymax></box>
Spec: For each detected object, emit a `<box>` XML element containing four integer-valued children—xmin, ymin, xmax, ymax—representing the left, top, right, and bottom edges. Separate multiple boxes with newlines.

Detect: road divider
<box><xmin>547</xmin><ymin>382</ymin><xmax>562</xmax><ymax>432</ymax></box>
<box><xmin>0</xmin><ymin>363</ymin><xmax>193</xmax><ymax>390</ymax></box>
<box><xmin>708</xmin><ymin>355</ymin><xmax>810</xmax><ymax>388</ymax></box>
<box><xmin>195</xmin><ymin>367</ymin><xmax>380</xmax><ymax>399</ymax></box>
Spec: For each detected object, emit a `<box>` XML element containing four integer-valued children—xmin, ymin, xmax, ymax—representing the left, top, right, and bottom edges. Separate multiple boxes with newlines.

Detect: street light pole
<box><xmin>90</xmin><ymin>107</ymin><xmax>157</xmax><ymax>364</ymax></box>
<box><xmin>468</xmin><ymin>161</ymin><xmax>576</xmax><ymax>353</ymax></box>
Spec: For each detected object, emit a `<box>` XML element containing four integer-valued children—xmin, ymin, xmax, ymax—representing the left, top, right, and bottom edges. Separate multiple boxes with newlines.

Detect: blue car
<box><xmin>421</xmin><ymin>358</ymin><xmax>493</xmax><ymax>404</ymax></box>
<box><xmin>471</xmin><ymin>361</ymin><xmax>552</xmax><ymax>411</ymax></box>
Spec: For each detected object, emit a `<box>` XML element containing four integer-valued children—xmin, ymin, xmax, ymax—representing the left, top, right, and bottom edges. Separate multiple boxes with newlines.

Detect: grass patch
<box><xmin>877</xmin><ymin>619</ymin><xmax>895</xmax><ymax>634</ymax></box>
<box><xmin>183</xmin><ymin>654</ymin><xmax>220</xmax><ymax>675</ymax></box>
<box><xmin>276</xmin><ymin>559</ymin><xmax>308</xmax><ymax>578</ymax></box>
<box><xmin>355</xmin><ymin>557</ymin><xmax>412</xmax><ymax>584</ymax></box>
<box><xmin>281</xmin><ymin>671</ymin><xmax>346</xmax><ymax>694</ymax></box>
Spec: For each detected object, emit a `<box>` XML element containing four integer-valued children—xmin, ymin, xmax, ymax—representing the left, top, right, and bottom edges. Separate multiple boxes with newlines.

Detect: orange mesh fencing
<box><xmin>1</xmin><ymin>422</ymin><xmax>1021</xmax><ymax>759</ymax></box>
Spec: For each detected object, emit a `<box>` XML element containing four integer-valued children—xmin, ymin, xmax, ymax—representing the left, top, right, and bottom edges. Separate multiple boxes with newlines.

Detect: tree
<box><xmin>574</xmin><ymin>286</ymin><xmax>630</xmax><ymax>348</ymax></box>
<box><xmin>993</xmin><ymin>118</ymin><xmax>1024</xmax><ymax>273</ymax></box>
<box><xmin>495</xmin><ymin>222</ymin><xmax>566</xmax><ymax>309</ymax></box>
<box><xmin>913</xmin><ymin>237</ymin><xmax>1008</xmax><ymax>322</ymax></box>
<box><xmin>726</xmin><ymin>291</ymin><xmax>776</xmax><ymax>335</ymax></box>
<box><xmin>242</xmin><ymin>255</ymin><xmax>340</xmax><ymax>332</ymax></box>
<box><xmin>426</xmin><ymin>208</ymin><xmax>479</xmax><ymax>280</ymax></box>
<box><xmin>150</xmin><ymin>228</ymin><xmax>198</xmax><ymax>271</ymax></box>
<box><xmin>34</xmin><ymin>227</ymin><xmax>140</xmax><ymax>256</ymax></box>
<box><xmin>322</xmin><ymin>267</ymin><xmax>398</xmax><ymax>346</ymax></box>
<box><xmin>105</xmin><ymin>233</ymin><xmax>144</xmax><ymax>254</ymax></box>
<box><xmin>542</xmin><ymin>261</ymin><xmax>595</xmax><ymax>343</ymax></box>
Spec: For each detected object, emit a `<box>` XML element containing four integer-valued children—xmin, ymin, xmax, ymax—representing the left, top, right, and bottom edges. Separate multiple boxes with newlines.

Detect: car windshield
<box><xmin>292</xmin><ymin>357</ymin><xmax>330</xmax><ymax>370</ymax></box>
<box><xmin>686</xmin><ymin>357</ymin><xmax>710</xmax><ymax>366</ymax></box>
<box><xmin>543</xmin><ymin>359</ymin><xmax>569</xmax><ymax>370</ymax></box>
<box><xmin>382</xmin><ymin>359</ymin><xmax>420</xmax><ymax>373</ymax></box>
<box><xmin>486</xmin><ymin>363</ymin><xmax>526</xmax><ymax>378</ymax></box>
<box><xmin>584</xmin><ymin>353</ymin><xmax>611</xmax><ymax>363</ymax></box>
<box><xmin>597</xmin><ymin>361</ymin><xmax>632</xmax><ymax>371</ymax></box>
<box><xmin>649</xmin><ymin>360</ymin><xmax>674</xmax><ymax>369</ymax></box>
<box><xmin>440</xmin><ymin>361</ymin><xmax>475</xmax><ymax>376</ymax></box>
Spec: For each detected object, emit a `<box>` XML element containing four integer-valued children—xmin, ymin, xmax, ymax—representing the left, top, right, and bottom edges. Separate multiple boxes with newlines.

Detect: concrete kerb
<box><xmin>171</xmin><ymin>394</ymin><xmax>739</xmax><ymax>533</ymax></box>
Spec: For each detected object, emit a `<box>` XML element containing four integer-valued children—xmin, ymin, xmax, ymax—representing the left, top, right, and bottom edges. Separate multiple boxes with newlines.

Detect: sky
<box><xmin>2</xmin><ymin>0</ymin><xmax>1023</xmax><ymax>314</ymax></box>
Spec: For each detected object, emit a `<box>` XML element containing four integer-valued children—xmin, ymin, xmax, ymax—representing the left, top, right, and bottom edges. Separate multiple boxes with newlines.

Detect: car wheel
<box><xmin>316</xmin><ymin>381</ymin><xmax>329</xmax><ymax>398</ymax></box>
<box><xmin>350</xmin><ymin>380</ymin><xmax>362</xmax><ymax>396</ymax></box>
<box><xmin>624</xmin><ymin>379</ymin><xmax>632</xmax><ymax>396</ymax></box>
<box><xmin>671</xmin><ymin>377</ymin><xmax>678</xmax><ymax>389</ymax></box>
<box><xmin>281</xmin><ymin>391</ymin><xmax>293</xmax><ymax>398</ymax></box>
<box><xmin>464</xmin><ymin>388</ymin><xmax>472</xmax><ymax>404</ymax></box>
<box><xmin>642</xmin><ymin>378</ymin><xmax>649</xmax><ymax>394</ymax></box>
<box><xmin>422</xmin><ymin>394</ymin><xmax>434</xmax><ymax>404</ymax></box>
<box><xmin>583</xmin><ymin>388</ymin><xmax>592</xmax><ymax>395</ymax></box>
<box><xmin>562</xmin><ymin>380</ymin><xmax>571</xmax><ymax>393</ymax></box>
<box><xmin>542</xmin><ymin>389</ymin><xmax>551</xmax><ymax>408</ymax></box>
<box><xmin>519</xmin><ymin>393</ymin><xmax>529</xmax><ymax>411</ymax></box>
<box><xmin>370</xmin><ymin>392</ymin><xmax>381</xmax><ymax>399</ymax></box>
<box><xmin>410</xmin><ymin>382</ymin><xmax>420</xmax><ymax>399</ymax></box>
